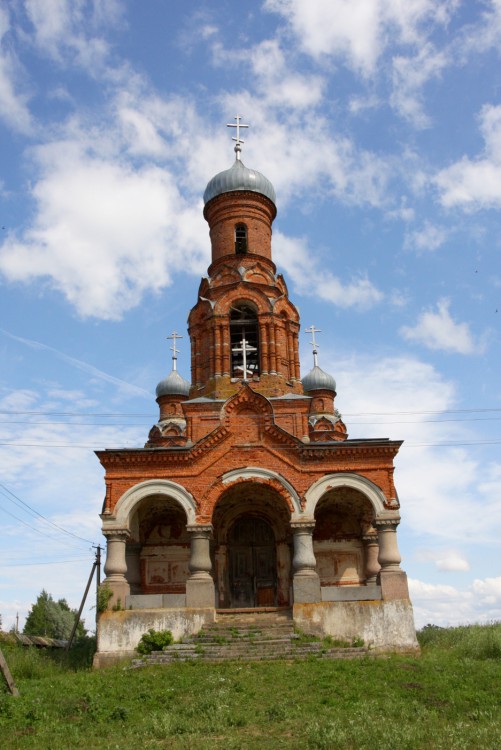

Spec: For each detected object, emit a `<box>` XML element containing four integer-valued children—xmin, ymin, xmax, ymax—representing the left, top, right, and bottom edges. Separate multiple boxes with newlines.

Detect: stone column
<box><xmin>222</xmin><ymin>323</ymin><xmax>230</xmax><ymax>376</ymax></box>
<box><xmin>375</xmin><ymin>517</ymin><xmax>410</xmax><ymax>600</ymax></box>
<box><xmin>362</xmin><ymin>533</ymin><xmax>380</xmax><ymax>585</ymax></box>
<box><xmin>268</xmin><ymin>322</ymin><xmax>277</xmax><ymax>374</ymax></box>
<box><xmin>260</xmin><ymin>322</ymin><xmax>269</xmax><ymax>374</ymax></box>
<box><xmin>294</xmin><ymin>331</ymin><xmax>301</xmax><ymax>381</ymax></box>
<box><xmin>186</xmin><ymin>525</ymin><xmax>215</xmax><ymax>608</ymax></box>
<box><xmin>103</xmin><ymin>529</ymin><xmax>130</xmax><ymax>608</ymax></box>
<box><xmin>125</xmin><ymin>542</ymin><xmax>142</xmax><ymax>595</ymax></box>
<box><xmin>287</xmin><ymin>327</ymin><xmax>295</xmax><ymax>381</ymax></box>
<box><xmin>291</xmin><ymin>521</ymin><xmax>321</xmax><ymax>603</ymax></box>
<box><xmin>215</xmin><ymin>322</ymin><xmax>222</xmax><ymax>377</ymax></box>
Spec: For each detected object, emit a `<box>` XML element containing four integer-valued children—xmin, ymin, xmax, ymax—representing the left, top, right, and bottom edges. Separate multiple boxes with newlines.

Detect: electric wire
<box><xmin>0</xmin><ymin>439</ymin><xmax>500</xmax><ymax>449</ymax></box>
<box><xmin>0</xmin><ymin>482</ymin><xmax>96</xmax><ymax>545</ymax></box>
<box><xmin>1</xmin><ymin>407</ymin><xmax>501</xmax><ymax>417</ymax></box>
<box><xmin>0</xmin><ymin>503</ymin><xmax>87</xmax><ymax>549</ymax></box>
<box><xmin>0</xmin><ymin>557</ymin><xmax>92</xmax><ymax>567</ymax></box>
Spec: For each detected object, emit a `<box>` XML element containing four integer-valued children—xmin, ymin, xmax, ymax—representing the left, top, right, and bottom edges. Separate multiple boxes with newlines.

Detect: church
<box><xmin>94</xmin><ymin>120</ymin><xmax>418</xmax><ymax>666</ymax></box>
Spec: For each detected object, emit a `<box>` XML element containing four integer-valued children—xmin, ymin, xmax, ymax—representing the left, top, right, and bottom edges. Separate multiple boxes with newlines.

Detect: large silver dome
<box><xmin>203</xmin><ymin>158</ymin><xmax>276</xmax><ymax>205</ymax></box>
<box><xmin>156</xmin><ymin>369</ymin><xmax>191</xmax><ymax>398</ymax></box>
<box><xmin>302</xmin><ymin>365</ymin><xmax>336</xmax><ymax>393</ymax></box>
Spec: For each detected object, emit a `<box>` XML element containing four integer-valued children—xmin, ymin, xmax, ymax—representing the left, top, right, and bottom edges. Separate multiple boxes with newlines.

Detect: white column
<box><xmin>375</xmin><ymin>518</ymin><xmax>402</xmax><ymax>572</ymax></box>
<box><xmin>291</xmin><ymin>521</ymin><xmax>321</xmax><ymax>603</ymax></box>
<box><xmin>362</xmin><ymin>533</ymin><xmax>380</xmax><ymax>585</ymax></box>
<box><xmin>125</xmin><ymin>542</ymin><xmax>142</xmax><ymax>594</ymax></box>
<box><xmin>103</xmin><ymin>529</ymin><xmax>130</xmax><ymax>608</ymax></box>
<box><xmin>188</xmin><ymin>525</ymin><xmax>213</xmax><ymax>579</ymax></box>
<box><xmin>186</xmin><ymin>525</ymin><xmax>215</xmax><ymax>608</ymax></box>
<box><xmin>375</xmin><ymin>516</ymin><xmax>410</xmax><ymax>600</ymax></box>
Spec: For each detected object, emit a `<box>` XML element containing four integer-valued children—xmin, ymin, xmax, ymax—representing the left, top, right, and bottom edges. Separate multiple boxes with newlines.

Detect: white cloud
<box><xmin>435</xmin><ymin>104</ymin><xmax>501</xmax><ymax>209</ymax></box>
<box><xmin>0</xmin><ymin>134</ymin><xmax>209</xmax><ymax>320</ymax></box>
<box><xmin>274</xmin><ymin>232</ymin><xmax>383</xmax><ymax>310</ymax></box>
<box><xmin>0</xmin><ymin>329</ymin><xmax>152</xmax><ymax>398</ymax></box>
<box><xmin>213</xmin><ymin>38</ymin><xmax>325</xmax><ymax>110</ymax></box>
<box><xmin>416</xmin><ymin>549</ymin><xmax>470</xmax><ymax>571</ymax></box>
<box><xmin>23</xmin><ymin>0</ymin><xmax>122</xmax><ymax>73</ymax></box>
<box><xmin>400</xmin><ymin>298</ymin><xmax>482</xmax><ymax>354</ymax></box>
<box><xmin>404</xmin><ymin>221</ymin><xmax>448</xmax><ymax>252</ymax></box>
<box><xmin>471</xmin><ymin>576</ymin><xmax>501</xmax><ymax>605</ymax></box>
<box><xmin>265</xmin><ymin>0</ymin><xmax>456</xmax><ymax>76</ymax></box>
<box><xmin>0</xmin><ymin>5</ymin><xmax>33</xmax><ymax>133</ymax></box>
<box><xmin>435</xmin><ymin>555</ymin><xmax>470</xmax><ymax>572</ymax></box>
<box><xmin>410</xmin><ymin>576</ymin><xmax>501</xmax><ymax>627</ymax></box>
<box><xmin>390</xmin><ymin>43</ymin><xmax>448</xmax><ymax>127</ymax></box>
<box><xmin>329</xmin><ymin>353</ymin><xmax>501</xmax><ymax>544</ymax></box>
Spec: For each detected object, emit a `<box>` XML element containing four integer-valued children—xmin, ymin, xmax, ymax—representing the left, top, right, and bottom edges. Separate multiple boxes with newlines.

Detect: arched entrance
<box><xmin>211</xmin><ymin>480</ymin><xmax>292</xmax><ymax>609</ymax></box>
<box><xmin>228</xmin><ymin>516</ymin><xmax>277</xmax><ymax>607</ymax></box>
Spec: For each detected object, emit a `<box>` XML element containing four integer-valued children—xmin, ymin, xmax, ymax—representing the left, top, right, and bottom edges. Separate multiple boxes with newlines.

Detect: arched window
<box><xmin>230</xmin><ymin>304</ymin><xmax>260</xmax><ymax>378</ymax></box>
<box><xmin>235</xmin><ymin>223</ymin><xmax>248</xmax><ymax>254</ymax></box>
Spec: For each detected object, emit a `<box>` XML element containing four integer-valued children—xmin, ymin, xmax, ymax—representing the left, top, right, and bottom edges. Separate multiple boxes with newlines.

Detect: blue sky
<box><xmin>1</xmin><ymin>0</ymin><xmax>501</xmax><ymax>633</ymax></box>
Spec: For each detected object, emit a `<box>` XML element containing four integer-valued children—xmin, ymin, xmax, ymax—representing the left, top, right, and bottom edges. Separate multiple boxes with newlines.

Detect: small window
<box><xmin>235</xmin><ymin>223</ymin><xmax>248</xmax><ymax>254</ymax></box>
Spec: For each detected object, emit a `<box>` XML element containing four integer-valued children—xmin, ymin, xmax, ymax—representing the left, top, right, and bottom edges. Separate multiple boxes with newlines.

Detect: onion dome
<box><xmin>156</xmin><ymin>369</ymin><xmax>191</xmax><ymax>398</ymax></box>
<box><xmin>302</xmin><ymin>365</ymin><xmax>336</xmax><ymax>393</ymax></box>
<box><xmin>203</xmin><ymin>158</ymin><xmax>276</xmax><ymax>206</ymax></box>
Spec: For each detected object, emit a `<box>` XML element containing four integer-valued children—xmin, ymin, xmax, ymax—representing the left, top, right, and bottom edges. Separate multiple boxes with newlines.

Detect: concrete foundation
<box><xmin>93</xmin><ymin>607</ymin><xmax>215</xmax><ymax>668</ymax></box>
<box><xmin>186</xmin><ymin>577</ymin><xmax>216</xmax><ymax>607</ymax></box>
<box><xmin>293</xmin><ymin>575</ymin><xmax>322</xmax><ymax>603</ymax></box>
<box><xmin>293</xmin><ymin>599</ymin><xmax>419</xmax><ymax>652</ymax></box>
<box><xmin>321</xmin><ymin>584</ymin><xmax>381</xmax><ymax>602</ymax></box>
<box><xmin>126</xmin><ymin>594</ymin><xmax>187</xmax><ymax>609</ymax></box>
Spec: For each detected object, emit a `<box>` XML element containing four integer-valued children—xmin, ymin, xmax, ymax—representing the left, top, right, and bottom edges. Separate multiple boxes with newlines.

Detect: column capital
<box><xmin>187</xmin><ymin>524</ymin><xmax>213</xmax><ymax>537</ymax></box>
<box><xmin>102</xmin><ymin>528</ymin><xmax>130</xmax><ymax>542</ymax></box>
<box><xmin>362</xmin><ymin>533</ymin><xmax>379</xmax><ymax>545</ymax></box>
<box><xmin>291</xmin><ymin>519</ymin><xmax>316</xmax><ymax>533</ymax></box>
<box><xmin>374</xmin><ymin>517</ymin><xmax>400</xmax><ymax>531</ymax></box>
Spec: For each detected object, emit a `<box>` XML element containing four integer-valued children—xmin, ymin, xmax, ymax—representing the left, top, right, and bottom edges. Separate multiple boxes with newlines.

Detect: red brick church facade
<box><xmin>95</xmin><ymin>135</ymin><xmax>418</xmax><ymax>665</ymax></box>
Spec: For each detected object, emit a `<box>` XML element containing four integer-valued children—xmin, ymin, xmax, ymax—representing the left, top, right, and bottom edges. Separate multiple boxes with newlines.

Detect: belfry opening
<box><xmin>94</xmin><ymin>117</ymin><xmax>418</xmax><ymax>666</ymax></box>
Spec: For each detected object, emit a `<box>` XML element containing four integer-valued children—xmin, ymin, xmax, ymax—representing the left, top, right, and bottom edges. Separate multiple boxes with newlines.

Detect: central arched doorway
<box><xmin>228</xmin><ymin>516</ymin><xmax>277</xmax><ymax>607</ymax></box>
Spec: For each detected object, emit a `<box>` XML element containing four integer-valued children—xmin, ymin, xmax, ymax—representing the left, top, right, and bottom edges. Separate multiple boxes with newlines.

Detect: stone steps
<box><xmin>131</xmin><ymin>610</ymin><xmax>368</xmax><ymax>667</ymax></box>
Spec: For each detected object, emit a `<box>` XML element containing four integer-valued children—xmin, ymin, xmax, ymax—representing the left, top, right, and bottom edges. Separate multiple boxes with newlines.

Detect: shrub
<box><xmin>97</xmin><ymin>584</ymin><xmax>113</xmax><ymax>613</ymax></box>
<box><xmin>137</xmin><ymin>628</ymin><xmax>174</xmax><ymax>655</ymax></box>
<box><xmin>418</xmin><ymin>621</ymin><xmax>501</xmax><ymax>660</ymax></box>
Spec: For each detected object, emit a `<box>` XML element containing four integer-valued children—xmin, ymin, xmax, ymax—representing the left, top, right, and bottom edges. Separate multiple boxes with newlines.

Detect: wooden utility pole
<box><xmin>0</xmin><ymin>648</ymin><xmax>19</xmax><ymax>697</ymax></box>
<box><xmin>66</xmin><ymin>546</ymin><xmax>101</xmax><ymax>650</ymax></box>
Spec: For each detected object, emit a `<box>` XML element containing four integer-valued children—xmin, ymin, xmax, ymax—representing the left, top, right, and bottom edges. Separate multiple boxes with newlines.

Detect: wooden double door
<box><xmin>229</xmin><ymin>516</ymin><xmax>277</xmax><ymax>608</ymax></box>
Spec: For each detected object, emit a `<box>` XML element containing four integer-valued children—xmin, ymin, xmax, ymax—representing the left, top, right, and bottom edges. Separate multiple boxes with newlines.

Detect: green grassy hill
<box><xmin>1</xmin><ymin>623</ymin><xmax>500</xmax><ymax>749</ymax></box>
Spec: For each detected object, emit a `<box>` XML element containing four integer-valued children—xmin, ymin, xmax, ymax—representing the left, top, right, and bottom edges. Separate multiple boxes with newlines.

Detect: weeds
<box><xmin>0</xmin><ymin>623</ymin><xmax>500</xmax><ymax>749</ymax></box>
<box><xmin>136</xmin><ymin>628</ymin><xmax>174</xmax><ymax>655</ymax></box>
<box><xmin>418</xmin><ymin>621</ymin><xmax>501</xmax><ymax>659</ymax></box>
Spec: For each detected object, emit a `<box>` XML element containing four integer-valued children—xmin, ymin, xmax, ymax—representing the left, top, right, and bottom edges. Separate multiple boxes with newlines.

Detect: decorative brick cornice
<box><xmin>95</xmin><ymin>424</ymin><xmax>231</xmax><ymax>469</ymax></box>
<box><xmin>298</xmin><ymin>440</ymin><xmax>402</xmax><ymax>460</ymax></box>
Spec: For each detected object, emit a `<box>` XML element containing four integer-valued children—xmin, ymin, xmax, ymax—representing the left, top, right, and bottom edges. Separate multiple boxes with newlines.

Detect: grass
<box><xmin>0</xmin><ymin>623</ymin><xmax>500</xmax><ymax>749</ymax></box>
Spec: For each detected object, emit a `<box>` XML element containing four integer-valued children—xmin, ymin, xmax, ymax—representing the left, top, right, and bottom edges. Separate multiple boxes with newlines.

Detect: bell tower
<box><xmin>94</xmin><ymin>117</ymin><xmax>418</xmax><ymax>667</ymax></box>
<box><xmin>188</xmin><ymin>116</ymin><xmax>301</xmax><ymax>399</ymax></box>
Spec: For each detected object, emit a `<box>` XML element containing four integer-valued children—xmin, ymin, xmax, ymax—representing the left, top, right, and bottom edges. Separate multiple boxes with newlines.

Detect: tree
<box><xmin>23</xmin><ymin>590</ymin><xmax>86</xmax><ymax>640</ymax></box>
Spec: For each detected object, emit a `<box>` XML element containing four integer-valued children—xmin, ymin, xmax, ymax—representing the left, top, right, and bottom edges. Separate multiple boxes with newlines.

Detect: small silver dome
<box><xmin>203</xmin><ymin>158</ymin><xmax>276</xmax><ymax>205</ymax></box>
<box><xmin>156</xmin><ymin>369</ymin><xmax>191</xmax><ymax>398</ymax></box>
<box><xmin>302</xmin><ymin>365</ymin><xmax>336</xmax><ymax>393</ymax></box>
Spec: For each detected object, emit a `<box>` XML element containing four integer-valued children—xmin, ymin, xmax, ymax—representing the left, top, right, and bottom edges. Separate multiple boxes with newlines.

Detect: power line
<box><xmin>0</xmin><ymin>557</ymin><xmax>92</xmax><ymax>567</ymax></box>
<box><xmin>0</xmin><ymin>438</ymin><xmax>500</xmax><ymax>449</ymax></box>
<box><xmin>0</xmin><ymin>503</ymin><xmax>85</xmax><ymax>549</ymax></box>
<box><xmin>2</xmin><ymin>416</ymin><xmax>501</xmax><ymax>427</ymax></box>
<box><xmin>1</xmin><ymin>407</ymin><xmax>501</xmax><ymax>417</ymax></box>
<box><xmin>0</xmin><ymin>411</ymin><xmax>153</xmax><ymax>417</ymax></box>
<box><xmin>0</xmin><ymin>483</ymin><xmax>96</xmax><ymax>545</ymax></box>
